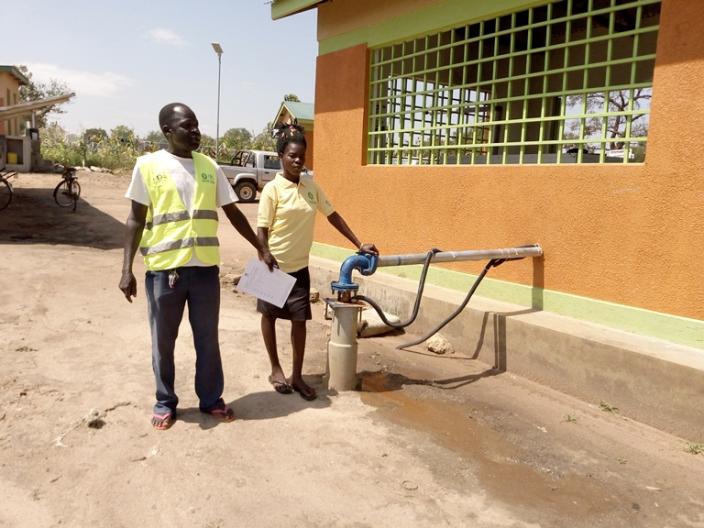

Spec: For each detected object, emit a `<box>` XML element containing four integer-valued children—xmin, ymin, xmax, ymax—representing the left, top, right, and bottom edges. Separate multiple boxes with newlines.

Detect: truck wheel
<box><xmin>235</xmin><ymin>181</ymin><xmax>257</xmax><ymax>202</ymax></box>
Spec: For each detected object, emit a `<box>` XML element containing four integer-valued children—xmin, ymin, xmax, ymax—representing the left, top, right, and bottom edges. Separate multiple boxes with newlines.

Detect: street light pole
<box><xmin>211</xmin><ymin>42</ymin><xmax>223</xmax><ymax>160</ymax></box>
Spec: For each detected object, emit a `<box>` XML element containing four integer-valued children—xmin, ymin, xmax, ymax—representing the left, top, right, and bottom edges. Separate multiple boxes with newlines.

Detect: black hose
<box><xmin>353</xmin><ymin>248</ymin><xmax>440</xmax><ymax>329</ymax></box>
<box><xmin>396</xmin><ymin>259</ymin><xmax>500</xmax><ymax>350</ymax></box>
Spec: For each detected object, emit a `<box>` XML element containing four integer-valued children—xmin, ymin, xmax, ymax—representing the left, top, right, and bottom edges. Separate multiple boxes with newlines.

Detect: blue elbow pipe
<box><xmin>331</xmin><ymin>252</ymin><xmax>378</xmax><ymax>293</ymax></box>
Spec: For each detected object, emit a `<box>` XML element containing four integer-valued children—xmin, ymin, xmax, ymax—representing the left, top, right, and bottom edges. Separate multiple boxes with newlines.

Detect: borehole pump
<box><xmin>324</xmin><ymin>244</ymin><xmax>543</xmax><ymax>392</ymax></box>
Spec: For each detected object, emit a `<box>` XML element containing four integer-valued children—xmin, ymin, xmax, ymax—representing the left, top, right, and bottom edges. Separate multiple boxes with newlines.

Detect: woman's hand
<box><xmin>359</xmin><ymin>243</ymin><xmax>379</xmax><ymax>256</ymax></box>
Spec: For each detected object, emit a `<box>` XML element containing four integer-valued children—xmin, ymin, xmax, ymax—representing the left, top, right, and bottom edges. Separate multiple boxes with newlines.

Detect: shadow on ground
<box><xmin>178</xmin><ymin>376</ymin><xmax>332</xmax><ymax>429</ymax></box>
<box><xmin>0</xmin><ymin>187</ymin><xmax>124</xmax><ymax>249</ymax></box>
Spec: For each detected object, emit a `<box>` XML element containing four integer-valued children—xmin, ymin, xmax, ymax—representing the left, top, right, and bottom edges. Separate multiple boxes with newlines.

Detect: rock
<box><xmin>84</xmin><ymin>408</ymin><xmax>106</xmax><ymax>429</ymax></box>
<box><xmin>219</xmin><ymin>272</ymin><xmax>242</xmax><ymax>287</ymax></box>
<box><xmin>426</xmin><ymin>334</ymin><xmax>454</xmax><ymax>355</ymax></box>
<box><xmin>358</xmin><ymin>309</ymin><xmax>400</xmax><ymax>338</ymax></box>
<box><xmin>309</xmin><ymin>288</ymin><xmax>320</xmax><ymax>303</ymax></box>
<box><xmin>401</xmin><ymin>480</ymin><xmax>419</xmax><ymax>491</ymax></box>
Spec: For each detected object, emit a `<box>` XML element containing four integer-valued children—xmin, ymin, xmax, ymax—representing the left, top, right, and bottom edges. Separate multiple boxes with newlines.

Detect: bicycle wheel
<box><xmin>53</xmin><ymin>180</ymin><xmax>74</xmax><ymax>208</ymax></box>
<box><xmin>69</xmin><ymin>180</ymin><xmax>81</xmax><ymax>212</ymax></box>
<box><xmin>0</xmin><ymin>179</ymin><xmax>12</xmax><ymax>211</ymax></box>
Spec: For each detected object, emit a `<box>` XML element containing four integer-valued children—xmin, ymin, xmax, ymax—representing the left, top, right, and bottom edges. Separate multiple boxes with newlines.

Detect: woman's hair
<box><xmin>274</xmin><ymin>121</ymin><xmax>307</xmax><ymax>155</ymax></box>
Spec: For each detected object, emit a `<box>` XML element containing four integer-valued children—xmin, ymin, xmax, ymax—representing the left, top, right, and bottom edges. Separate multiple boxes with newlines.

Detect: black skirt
<box><xmin>256</xmin><ymin>267</ymin><xmax>312</xmax><ymax>321</ymax></box>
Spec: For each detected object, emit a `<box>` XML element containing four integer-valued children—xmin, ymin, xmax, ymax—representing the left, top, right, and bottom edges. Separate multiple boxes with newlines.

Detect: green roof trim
<box><xmin>283</xmin><ymin>101</ymin><xmax>314</xmax><ymax>121</ymax></box>
<box><xmin>319</xmin><ymin>0</ymin><xmax>553</xmax><ymax>55</ymax></box>
<box><xmin>0</xmin><ymin>65</ymin><xmax>30</xmax><ymax>86</ymax></box>
<box><xmin>271</xmin><ymin>0</ymin><xmax>323</xmax><ymax>20</ymax></box>
<box><xmin>274</xmin><ymin>101</ymin><xmax>315</xmax><ymax>127</ymax></box>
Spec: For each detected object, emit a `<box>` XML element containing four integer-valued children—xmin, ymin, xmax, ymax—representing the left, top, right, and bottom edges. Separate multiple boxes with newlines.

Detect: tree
<box><xmin>251</xmin><ymin>123</ymin><xmax>276</xmax><ymax>151</ymax></box>
<box><xmin>222</xmin><ymin>128</ymin><xmax>252</xmax><ymax>151</ymax></box>
<box><xmin>110</xmin><ymin>125</ymin><xmax>136</xmax><ymax>145</ymax></box>
<box><xmin>567</xmin><ymin>89</ymin><xmax>651</xmax><ymax>150</ymax></box>
<box><xmin>198</xmin><ymin>134</ymin><xmax>217</xmax><ymax>158</ymax></box>
<box><xmin>83</xmin><ymin>128</ymin><xmax>108</xmax><ymax>145</ymax></box>
<box><xmin>143</xmin><ymin>130</ymin><xmax>165</xmax><ymax>144</ymax></box>
<box><xmin>283</xmin><ymin>93</ymin><xmax>300</xmax><ymax>102</ymax></box>
<box><xmin>17</xmin><ymin>65</ymin><xmax>72</xmax><ymax>128</ymax></box>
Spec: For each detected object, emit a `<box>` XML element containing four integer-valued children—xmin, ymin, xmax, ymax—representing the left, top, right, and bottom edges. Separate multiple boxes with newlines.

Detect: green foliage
<box><xmin>599</xmin><ymin>401</ymin><xmax>618</xmax><ymax>413</ymax></box>
<box><xmin>83</xmin><ymin>128</ymin><xmax>108</xmax><ymax>145</ymax></box>
<box><xmin>41</xmin><ymin>122</ymin><xmax>140</xmax><ymax>170</ymax></box>
<box><xmin>222</xmin><ymin>128</ymin><xmax>252</xmax><ymax>151</ymax></box>
<box><xmin>110</xmin><ymin>125</ymin><xmax>136</xmax><ymax>145</ymax></box>
<box><xmin>17</xmin><ymin>65</ymin><xmax>72</xmax><ymax>128</ymax></box>
<box><xmin>251</xmin><ymin>124</ymin><xmax>276</xmax><ymax>151</ymax></box>
<box><xmin>283</xmin><ymin>93</ymin><xmax>300</xmax><ymax>102</ymax></box>
<box><xmin>685</xmin><ymin>443</ymin><xmax>704</xmax><ymax>455</ymax></box>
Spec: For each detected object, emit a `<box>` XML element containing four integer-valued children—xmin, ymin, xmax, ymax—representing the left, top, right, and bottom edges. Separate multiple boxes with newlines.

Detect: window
<box><xmin>368</xmin><ymin>0</ymin><xmax>660</xmax><ymax>165</ymax></box>
<box><xmin>263</xmin><ymin>155</ymin><xmax>281</xmax><ymax>170</ymax></box>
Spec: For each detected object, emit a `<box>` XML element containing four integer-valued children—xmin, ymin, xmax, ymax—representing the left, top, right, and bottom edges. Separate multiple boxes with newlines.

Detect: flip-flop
<box><xmin>268</xmin><ymin>374</ymin><xmax>293</xmax><ymax>394</ymax></box>
<box><xmin>151</xmin><ymin>412</ymin><xmax>175</xmax><ymax>430</ymax></box>
<box><xmin>291</xmin><ymin>382</ymin><xmax>317</xmax><ymax>401</ymax></box>
<box><xmin>202</xmin><ymin>402</ymin><xmax>236</xmax><ymax>422</ymax></box>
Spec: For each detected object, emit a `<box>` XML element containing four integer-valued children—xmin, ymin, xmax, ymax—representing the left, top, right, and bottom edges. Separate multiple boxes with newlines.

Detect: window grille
<box><xmin>367</xmin><ymin>0</ymin><xmax>660</xmax><ymax>165</ymax></box>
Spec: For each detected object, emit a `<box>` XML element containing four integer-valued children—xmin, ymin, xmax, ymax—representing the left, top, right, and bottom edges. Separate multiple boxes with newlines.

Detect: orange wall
<box><xmin>305</xmin><ymin>129</ymin><xmax>314</xmax><ymax>170</ymax></box>
<box><xmin>312</xmin><ymin>0</ymin><xmax>704</xmax><ymax>320</ymax></box>
<box><xmin>0</xmin><ymin>72</ymin><xmax>22</xmax><ymax>137</ymax></box>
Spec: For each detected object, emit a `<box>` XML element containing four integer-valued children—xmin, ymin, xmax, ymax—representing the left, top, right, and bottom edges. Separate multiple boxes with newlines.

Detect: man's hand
<box><xmin>119</xmin><ymin>271</ymin><xmax>137</xmax><ymax>303</ymax></box>
<box><xmin>359</xmin><ymin>243</ymin><xmax>379</xmax><ymax>256</ymax></box>
<box><xmin>258</xmin><ymin>248</ymin><xmax>278</xmax><ymax>271</ymax></box>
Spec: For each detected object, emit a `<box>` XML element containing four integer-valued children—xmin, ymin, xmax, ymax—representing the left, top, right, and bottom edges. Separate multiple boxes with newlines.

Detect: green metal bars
<box><xmin>367</xmin><ymin>0</ymin><xmax>660</xmax><ymax>165</ymax></box>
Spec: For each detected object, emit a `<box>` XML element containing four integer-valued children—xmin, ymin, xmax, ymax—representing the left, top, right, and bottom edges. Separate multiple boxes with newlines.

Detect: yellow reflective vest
<box><xmin>138</xmin><ymin>151</ymin><xmax>220</xmax><ymax>271</ymax></box>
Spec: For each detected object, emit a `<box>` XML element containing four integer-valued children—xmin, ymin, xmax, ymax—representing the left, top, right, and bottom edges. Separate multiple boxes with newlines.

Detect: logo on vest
<box><xmin>200</xmin><ymin>172</ymin><xmax>215</xmax><ymax>184</ymax></box>
<box><xmin>152</xmin><ymin>173</ymin><xmax>168</xmax><ymax>187</ymax></box>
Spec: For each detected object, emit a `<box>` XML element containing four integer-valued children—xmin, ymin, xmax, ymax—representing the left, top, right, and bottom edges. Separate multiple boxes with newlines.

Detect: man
<box><xmin>119</xmin><ymin>102</ymin><xmax>275</xmax><ymax>430</ymax></box>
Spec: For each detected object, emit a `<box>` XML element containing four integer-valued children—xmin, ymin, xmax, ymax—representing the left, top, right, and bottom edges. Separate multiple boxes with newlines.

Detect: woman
<box><xmin>256</xmin><ymin>124</ymin><xmax>377</xmax><ymax>400</ymax></box>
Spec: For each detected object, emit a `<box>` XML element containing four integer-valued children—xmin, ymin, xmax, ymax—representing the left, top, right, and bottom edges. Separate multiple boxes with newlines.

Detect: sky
<box><xmin>3</xmin><ymin>0</ymin><xmax>318</xmax><ymax>138</ymax></box>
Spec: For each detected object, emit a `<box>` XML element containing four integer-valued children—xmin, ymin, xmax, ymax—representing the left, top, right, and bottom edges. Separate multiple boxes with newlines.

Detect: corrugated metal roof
<box><xmin>0</xmin><ymin>93</ymin><xmax>75</xmax><ymax>120</ymax></box>
<box><xmin>283</xmin><ymin>101</ymin><xmax>314</xmax><ymax>121</ymax></box>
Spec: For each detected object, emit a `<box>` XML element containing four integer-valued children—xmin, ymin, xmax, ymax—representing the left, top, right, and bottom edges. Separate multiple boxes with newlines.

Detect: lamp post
<box><xmin>211</xmin><ymin>42</ymin><xmax>223</xmax><ymax>160</ymax></box>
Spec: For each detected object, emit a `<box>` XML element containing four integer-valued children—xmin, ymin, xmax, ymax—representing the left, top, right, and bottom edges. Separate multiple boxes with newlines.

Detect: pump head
<box><xmin>331</xmin><ymin>252</ymin><xmax>378</xmax><ymax>297</ymax></box>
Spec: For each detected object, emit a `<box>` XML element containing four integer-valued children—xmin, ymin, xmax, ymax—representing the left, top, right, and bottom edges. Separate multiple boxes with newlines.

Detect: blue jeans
<box><xmin>145</xmin><ymin>266</ymin><xmax>224</xmax><ymax>415</ymax></box>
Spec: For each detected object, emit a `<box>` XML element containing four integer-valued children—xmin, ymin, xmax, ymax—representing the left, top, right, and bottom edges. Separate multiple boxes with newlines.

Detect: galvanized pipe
<box><xmin>376</xmin><ymin>244</ymin><xmax>542</xmax><ymax>267</ymax></box>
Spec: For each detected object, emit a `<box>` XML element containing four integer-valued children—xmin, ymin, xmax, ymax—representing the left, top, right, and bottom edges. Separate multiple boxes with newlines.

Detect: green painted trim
<box><xmin>311</xmin><ymin>242</ymin><xmax>704</xmax><ymax>350</ymax></box>
<box><xmin>319</xmin><ymin>0</ymin><xmax>554</xmax><ymax>55</ymax></box>
<box><xmin>271</xmin><ymin>0</ymin><xmax>322</xmax><ymax>20</ymax></box>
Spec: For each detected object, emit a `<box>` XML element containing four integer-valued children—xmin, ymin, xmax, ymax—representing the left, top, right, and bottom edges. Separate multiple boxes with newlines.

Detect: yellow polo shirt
<box><xmin>257</xmin><ymin>173</ymin><xmax>335</xmax><ymax>273</ymax></box>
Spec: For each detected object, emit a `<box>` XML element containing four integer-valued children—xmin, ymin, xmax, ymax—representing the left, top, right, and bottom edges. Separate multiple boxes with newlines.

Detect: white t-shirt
<box><xmin>125</xmin><ymin>149</ymin><xmax>238</xmax><ymax>267</ymax></box>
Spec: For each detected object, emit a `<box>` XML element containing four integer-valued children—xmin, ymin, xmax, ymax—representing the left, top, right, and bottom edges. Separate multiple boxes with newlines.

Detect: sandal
<box><xmin>290</xmin><ymin>380</ymin><xmax>317</xmax><ymax>401</ymax></box>
<box><xmin>268</xmin><ymin>374</ymin><xmax>293</xmax><ymax>395</ymax></box>
<box><xmin>151</xmin><ymin>411</ymin><xmax>175</xmax><ymax>430</ymax></box>
<box><xmin>202</xmin><ymin>401</ymin><xmax>236</xmax><ymax>422</ymax></box>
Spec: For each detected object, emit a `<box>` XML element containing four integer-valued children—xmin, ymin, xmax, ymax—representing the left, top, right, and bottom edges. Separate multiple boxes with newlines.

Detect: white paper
<box><xmin>236</xmin><ymin>259</ymin><xmax>296</xmax><ymax>308</ymax></box>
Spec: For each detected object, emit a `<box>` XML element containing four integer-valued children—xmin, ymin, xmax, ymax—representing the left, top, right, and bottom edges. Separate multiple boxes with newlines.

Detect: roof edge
<box><xmin>271</xmin><ymin>0</ymin><xmax>325</xmax><ymax>20</ymax></box>
<box><xmin>0</xmin><ymin>65</ymin><xmax>30</xmax><ymax>86</ymax></box>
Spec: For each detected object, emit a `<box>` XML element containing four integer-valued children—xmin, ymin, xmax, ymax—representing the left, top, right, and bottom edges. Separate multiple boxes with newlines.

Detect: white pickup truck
<box><xmin>220</xmin><ymin>149</ymin><xmax>313</xmax><ymax>202</ymax></box>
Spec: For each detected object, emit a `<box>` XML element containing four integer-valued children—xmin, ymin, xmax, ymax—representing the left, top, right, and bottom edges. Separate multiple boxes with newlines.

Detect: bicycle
<box><xmin>0</xmin><ymin>170</ymin><xmax>16</xmax><ymax>212</ymax></box>
<box><xmin>53</xmin><ymin>166</ymin><xmax>81</xmax><ymax>212</ymax></box>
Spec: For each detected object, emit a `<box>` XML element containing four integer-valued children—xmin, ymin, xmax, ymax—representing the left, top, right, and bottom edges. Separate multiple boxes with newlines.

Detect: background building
<box><xmin>272</xmin><ymin>0</ymin><xmax>703</xmax><ymax>350</ymax></box>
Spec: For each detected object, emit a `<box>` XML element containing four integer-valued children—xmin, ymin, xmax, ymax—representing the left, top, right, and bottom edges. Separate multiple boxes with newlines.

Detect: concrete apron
<box><xmin>310</xmin><ymin>256</ymin><xmax>704</xmax><ymax>441</ymax></box>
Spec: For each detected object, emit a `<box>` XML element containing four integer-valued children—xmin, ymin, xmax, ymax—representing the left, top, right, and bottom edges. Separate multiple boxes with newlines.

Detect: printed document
<box><xmin>236</xmin><ymin>259</ymin><xmax>296</xmax><ymax>308</ymax></box>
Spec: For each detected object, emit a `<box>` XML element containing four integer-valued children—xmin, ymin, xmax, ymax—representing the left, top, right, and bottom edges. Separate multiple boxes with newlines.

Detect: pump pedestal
<box><xmin>325</xmin><ymin>300</ymin><xmax>364</xmax><ymax>392</ymax></box>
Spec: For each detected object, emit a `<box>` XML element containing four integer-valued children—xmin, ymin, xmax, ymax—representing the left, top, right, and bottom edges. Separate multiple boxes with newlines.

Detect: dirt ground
<box><xmin>1</xmin><ymin>171</ymin><xmax>703</xmax><ymax>528</ymax></box>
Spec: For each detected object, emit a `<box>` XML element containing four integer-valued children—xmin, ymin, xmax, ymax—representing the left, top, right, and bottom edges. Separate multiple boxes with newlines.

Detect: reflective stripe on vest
<box><xmin>145</xmin><ymin>209</ymin><xmax>219</xmax><ymax>230</ymax></box>
<box><xmin>138</xmin><ymin>151</ymin><xmax>220</xmax><ymax>271</ymax></box>
<box><xmin>139</xmin><ymin>236</ymin><xmax>220</xmax><ymax>256</ymax></box>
